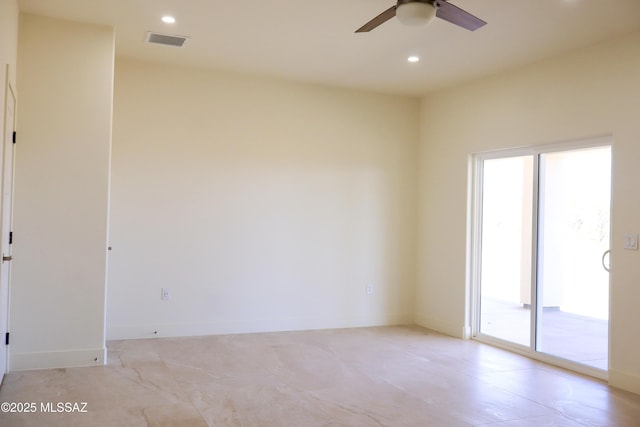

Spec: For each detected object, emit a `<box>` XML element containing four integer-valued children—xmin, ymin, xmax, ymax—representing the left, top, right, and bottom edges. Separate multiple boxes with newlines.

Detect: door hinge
<box><xmin>5</xmin><ymin>332</ymin><xmax>9</xmax><ymax>345</ymax></box>
<box><xmin>12</xmin><ymin>131</ymin><xmax>16</xmax><ymax>144</ymax></box>
<box><xmin>9</xmin><ymin>231</ymin><xmax>12</xmax><ymax>245</ymax></box>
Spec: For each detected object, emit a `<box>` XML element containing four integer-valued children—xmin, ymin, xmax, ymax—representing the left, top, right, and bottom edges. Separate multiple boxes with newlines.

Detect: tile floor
<box><xmin>0</xmin><ymin>325</ymin><xmax>639</xmax><ymax>426</ymax></box>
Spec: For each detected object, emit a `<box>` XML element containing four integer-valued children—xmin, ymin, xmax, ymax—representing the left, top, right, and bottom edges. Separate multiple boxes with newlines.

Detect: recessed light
<box><xmin>161</xmin><ymin>16</ymin><xmax>176</xmax><ymax>24</ymax></box>
<box><xmin>408</xmin><ymin>56</ymin><xmax>420</xmax><ymax>63</ymax></box>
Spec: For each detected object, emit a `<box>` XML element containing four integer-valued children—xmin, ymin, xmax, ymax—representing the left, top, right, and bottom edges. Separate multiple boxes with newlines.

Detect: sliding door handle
<box><xmin>2</xmin><ymin>255</ymin><xmax>12</xmax><ymax>263</ymax></box>
<box><xmin>602</xmin><ymin>249</ymin><xmax>610</xmax><ymax>273</ymax></box>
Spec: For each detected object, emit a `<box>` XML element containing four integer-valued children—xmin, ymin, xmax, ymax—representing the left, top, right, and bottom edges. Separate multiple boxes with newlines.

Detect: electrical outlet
<box><xmin>161</xmin><ymin>288</ymin><xmax>171</xmax><ymax>301</ymax></box>
<box><xmin>366</xmin><ymin>284</ymin><xmax>373</xmax><ymax>295</ymax></box>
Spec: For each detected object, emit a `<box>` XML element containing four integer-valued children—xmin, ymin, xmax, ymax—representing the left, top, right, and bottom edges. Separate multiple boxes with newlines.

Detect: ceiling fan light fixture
<box><xmin>396</xmin><ymin>2</ymin><xmax>437</xmax><ymax>26</ymax></box>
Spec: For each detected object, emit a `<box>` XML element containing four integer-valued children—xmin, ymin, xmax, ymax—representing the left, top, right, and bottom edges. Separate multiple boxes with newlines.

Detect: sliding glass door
<box><xmin>479</xmin><ymin>155</ymin><xmax>533</xmax><ymax>347</ymax></box>
<box><xmin>536</xmin><ymin>147</ymin><xmax>611</xmax><ymax>369</ymax></box>
<box><xmin>474</xmin><ymin>142</ymin><xmax>611</xmax><ymax>373</ymax></box>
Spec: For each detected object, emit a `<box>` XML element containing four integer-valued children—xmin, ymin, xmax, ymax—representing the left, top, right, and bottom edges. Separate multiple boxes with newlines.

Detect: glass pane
<box><xmin>480</xmin><ymin>156</ymin><xmax>533</xmax><ymax>346</ymax></box>
<box><xmin>537</xmin><ymin>147</ymin><xmax>611</xmax><ymax>370</ymax></box>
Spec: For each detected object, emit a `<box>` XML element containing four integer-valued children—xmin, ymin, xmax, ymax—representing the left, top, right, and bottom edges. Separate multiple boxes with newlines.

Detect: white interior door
<box><xmin>0</xmin><ymin>64</ymin><xmax>16</xmax><ymax>381</ymax></box>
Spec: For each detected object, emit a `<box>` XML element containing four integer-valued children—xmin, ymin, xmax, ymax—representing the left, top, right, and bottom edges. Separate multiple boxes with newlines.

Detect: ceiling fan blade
<box><xmin>355</xmin><ymin>6</ymin><xmax>397</xmax><ymax>33</ymax></box>
<box><xmin>436</xmin><ymin>1</ymin><xmax>486</xmax><ymax>31</ymax></box>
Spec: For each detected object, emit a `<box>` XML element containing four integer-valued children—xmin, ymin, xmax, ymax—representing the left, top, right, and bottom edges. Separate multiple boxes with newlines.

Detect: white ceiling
<box><xmin>17</xmin><ymin>0</ymin><xmax>640</xmax><ymax>96</ymax></box>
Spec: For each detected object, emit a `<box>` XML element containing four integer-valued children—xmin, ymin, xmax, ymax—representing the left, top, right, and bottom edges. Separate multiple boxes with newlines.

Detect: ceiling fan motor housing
<box><xmin>397</xmin><ymin>0</ymin><xmax>438</xmax><ymax>5</ymax></box>
<box><xmin>396</xmin><ymin>0</ymin><xmax>438</xmax><ymax>26</ymax></box>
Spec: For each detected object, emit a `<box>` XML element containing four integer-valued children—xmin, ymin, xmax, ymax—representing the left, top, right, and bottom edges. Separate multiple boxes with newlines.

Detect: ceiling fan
<box><xmin>355</xmin><ymin>0</ymin><xmax>486</xmax><ymax>33</ymax></box>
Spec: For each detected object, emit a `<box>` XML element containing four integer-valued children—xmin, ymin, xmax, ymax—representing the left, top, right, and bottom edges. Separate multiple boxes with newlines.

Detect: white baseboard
<box><xmin>10</xmin><ymin>347</ymin><xmax>107</xmax><ymax>372</ymax></box>
<box><xmin>609</xmin><ymin>368</ymin><xmax>640</xmax><ymax>395</ymax></box>
<box><xmin>107</xmin><ymin>313</ymin><xmax>413</xmax><ymax>341</ymax></box>
<box><xmin>414</xmin><ymin>314</ymin><xmax>468</xmax><ymax>339</ymax></box>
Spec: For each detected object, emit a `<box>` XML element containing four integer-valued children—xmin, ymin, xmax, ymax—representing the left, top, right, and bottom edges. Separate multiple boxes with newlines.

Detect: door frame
<box><xmin>469</xmin><ymin>135</ymin><xmax>613</xmax><ymax>381</ymax></box>
<box><xmin>0</xmin><ymin>64</ymin><xmax>16</xmax><ymax>381</ymax></box>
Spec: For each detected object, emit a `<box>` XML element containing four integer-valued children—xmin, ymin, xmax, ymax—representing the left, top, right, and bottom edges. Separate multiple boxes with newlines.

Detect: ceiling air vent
<box><xmin>145</xmin><ymin>31</ymin><xmax>189</xmax><ymax>48</ymax></box>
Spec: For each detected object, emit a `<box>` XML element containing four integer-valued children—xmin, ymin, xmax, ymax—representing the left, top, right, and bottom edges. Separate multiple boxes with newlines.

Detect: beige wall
<box><xmin>107</xmin><ymin>59</ymin><xmax>419</xmax><ymax>339</ymax></box>
<box><xmin>11</xmin><ymin>14</ymin><xmax>114</xmax><ymax>370</ymax></box>
<box><xmin>0</xmin><ymin>0</ymin><xmax>18</xmax><ymax>85</ymax></box>
<box><xmin>416</xmin><ymin>31</ymin><xmax>640</xmax><ymax>394</ymax></box>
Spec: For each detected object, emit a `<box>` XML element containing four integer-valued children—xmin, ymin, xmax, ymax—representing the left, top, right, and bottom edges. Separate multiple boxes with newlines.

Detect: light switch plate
<box><xmin>624</xmin><ymin>234</ymin><xmax>638</xmax><ymax>251</ymax></box>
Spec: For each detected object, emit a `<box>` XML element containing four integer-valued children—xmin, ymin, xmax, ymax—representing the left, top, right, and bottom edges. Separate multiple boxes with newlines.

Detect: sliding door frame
<box><xmin>469</xmin><ymin>135</ymin><xmax>613</xmax><ymax>380</ymax></box>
